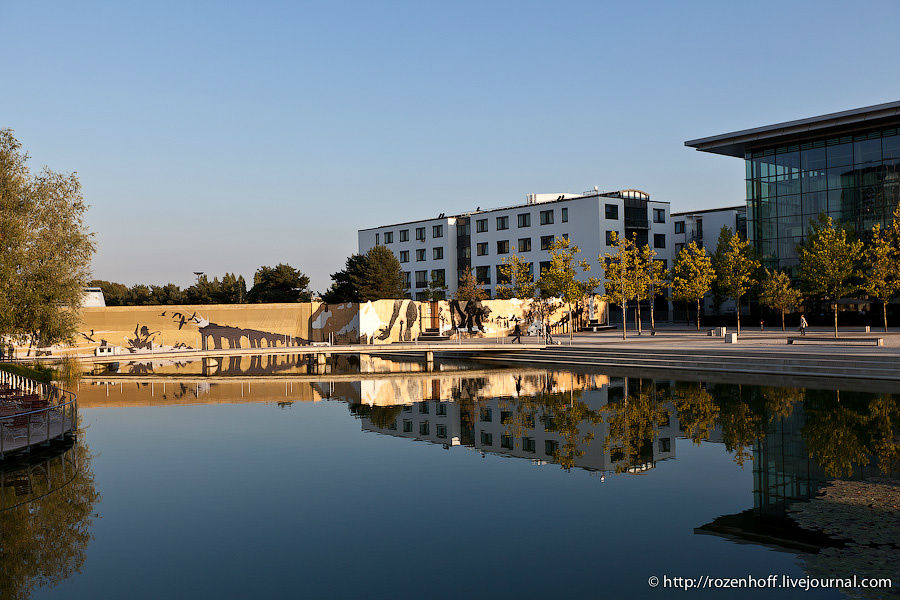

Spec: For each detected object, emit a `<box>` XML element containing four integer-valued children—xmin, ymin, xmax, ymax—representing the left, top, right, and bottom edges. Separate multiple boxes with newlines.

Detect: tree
<box><xmin>455</xmin><ymin>267</ymin><xmax>487</xmax><ymax>301</ymax></box>
<box><xmin>759</xmin><ymin>269</ymin><xmax>802</xmax><ymax>331</ymax></box>
<box><xmin>862</xmin><ymin>206</ymin><xmax>900</xmax><ymax>332</ymax></box>
<box><xmin>538</xmin><ymin>237</ymin><xmax>599</xmax><ymax>340</ymax></box>
<box><xmin>798</xmin><ymin>215</ymin><xmax>863</xmax><ymax>338</ymax></box>
<box><xmin>712</xmin><ymin>227</ymin><xmax>760</xmax><ymax>334</ymax></box>
<box><xmin>423</xmin><ymin>270</ymin><xmax>448</xmax><ymax>300</ymax></box>
<box><xmin>630</xmin><ymin>237</ymin><xmax>651</xmax><ymax>334</ymax></box>
<box><xmin>672</xmin><ymin>241</ymin><xmax>715</xmax><ymax>330</ymax></box>
<box><xmin>322</xmin><ymin>253</ymin><xmax>368</xmax><ymax>303</ymax></box>
<box><xmin>645</xmin><ymin>251</ymin><xmax>669</xmax><ymax>332</ymax></box>
<box><xmin>0</xmin><ymin>129</ymin><xmax>95</xmax><ymax>351</ymax></box>
<box><xmin>356</xmin><ymin>245</ymin><xmax>404</xmax><ymax>301</ymax></box>
<box><xmin>600</xmin><ymin>231</ymin><xmax>637</xmax><ymax>339</ymax></box>
<box><xmin>495</xmin><ymin>254</ymin><xmax>536</xmax><ymax>300</ymax></box>
<box><xmin>247</xmin><ymin>263</ymin><xmax>312</xmax><ymax>303</ymax></box>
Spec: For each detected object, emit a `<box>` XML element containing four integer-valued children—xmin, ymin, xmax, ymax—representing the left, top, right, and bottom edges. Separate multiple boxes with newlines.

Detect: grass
<box><xmin>0</xmin><ymin>362</ymin><xmax>55</xmax><ymax>384</ymax></box>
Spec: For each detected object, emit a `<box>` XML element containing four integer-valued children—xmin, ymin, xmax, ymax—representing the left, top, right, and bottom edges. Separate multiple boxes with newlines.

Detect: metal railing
<box><xmin>0</xmin><ymin>370</ymin><xmax>78</xmax><ymax>460</ymax></box>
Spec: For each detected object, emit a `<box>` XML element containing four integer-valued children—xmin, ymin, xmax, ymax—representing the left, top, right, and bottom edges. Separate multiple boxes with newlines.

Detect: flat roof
<box><xmin>684</xmin><ymin>101</ymin><xmax>900</xmax><ymax>158</ymax></box>
<box><xmin>359</xmin><ymin>191</ymin><xmax>670</xmax><ymax>232</ymax></box>
<box><xmin>671</xmin><ymin>205</ymin><xmax>745</xmax><ymax>217</ymax></box>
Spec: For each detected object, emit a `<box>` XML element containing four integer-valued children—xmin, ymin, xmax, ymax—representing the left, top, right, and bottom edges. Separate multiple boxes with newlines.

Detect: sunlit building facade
<box><xmin>686</xmin><ymin>101</ymin><xmax>900</xmax><ymax>272</ymax></box>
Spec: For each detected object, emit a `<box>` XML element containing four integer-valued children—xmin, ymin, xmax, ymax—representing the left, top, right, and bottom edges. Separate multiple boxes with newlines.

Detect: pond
<box><xmin>2</xmin><ymin>359</ymin><xmax>897</xmax><ymax>599</ymax></box>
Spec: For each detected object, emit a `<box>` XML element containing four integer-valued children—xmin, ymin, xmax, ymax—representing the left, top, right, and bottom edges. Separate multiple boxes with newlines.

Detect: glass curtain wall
<box><xmin>746</xmin><ymin>127</ymin><xmax>900</xmax><ymax>272</ymax></box>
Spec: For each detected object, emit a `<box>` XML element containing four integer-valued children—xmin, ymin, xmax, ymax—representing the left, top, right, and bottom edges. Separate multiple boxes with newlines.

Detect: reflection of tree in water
<box><xmin>0</xmin><ymin>441</ymin><xmax>99</xmax><ymax>600</ymax></box>
<box><xmin>603</xmin><ymin>379</ymin><xmax>670</xmax><ymax>473</ymax></box>
<box><xmin>802</xmin><ymin>390</ymin><xmax>899</xmax><ymax>478</ymax></box>
<box><xmin>673</xmin><ymin>382</ymin><xmax>719</xmax><ymax>445</ymax></box>
<box><xmin>537</xmin><ymin>388</ymin><xmax>601</xmax><ymax>471</ymax></box>
<box><xmin>348</xmin><ymin>403</ymin><xmax>403</xmax><ymax>430</ymax></box>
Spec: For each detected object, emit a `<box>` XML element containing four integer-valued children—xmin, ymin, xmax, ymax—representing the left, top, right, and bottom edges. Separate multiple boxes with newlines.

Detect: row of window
<box><xmin>475</xmin><ymin>234</ymin><xmax>567</xmax><ymax>256</ymax></box>
<box><xmin>376</xmin><ymin>224</ymin><xmax>444</xmax><ymax>246</ymax></box>
<box><xmin>402</xmin><ymin>269</ymin><xmax>446</xmax><ymax>289</ymax></box>
<box><xmin>400</xmin><ymin>247</ymin><xmax>445</xmax><ymax>263</ymax></box>
<box><xmin>475</xmin><ymin>208</ymin><xmax>568</xmax><ymax>233</ymax></box>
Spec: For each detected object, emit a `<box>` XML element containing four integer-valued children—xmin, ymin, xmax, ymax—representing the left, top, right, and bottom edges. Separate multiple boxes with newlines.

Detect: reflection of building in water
<box><xmin>358</xmin><ymin>376</ymin><xmax>682</xmax><ymax>474</ymax></box>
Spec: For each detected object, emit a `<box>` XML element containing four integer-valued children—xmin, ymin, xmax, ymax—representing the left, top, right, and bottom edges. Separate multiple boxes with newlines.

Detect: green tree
<box><xmin>712</xmin><ymin>227</ymin><xmax>760</xmax><ymax>334</ymax></box>
<box><xmin>495</xmin><ymin>254</ymin><xmax>536</xmax><ymax>300</ymax></box>
<box><xmin>150</xmin><ymin>283</ymin><xmax>186</xmax><ymax>305</ymax></box>
<box><xmin>646</xmin><ymin>252</ymin><xmax>669</xmax><ymax>332</ymax></box>
<box><xmin>863</xmin><ymin>207</ymin><xmax>900</xmax><ymax>332</ymax></box>
<box><xmin>538</xmin><ymin>237</ymin><xmax>599</xmax><ymax>339</ymax></box>
<box><xmin>0</xmin><ymin>129</ymin><xmax>95</xmax><ymax>351</ymax></box>
<box><xmin>322</xmin><ymin>253</ymin><xmax>368</xmax><ymax>303</ymax></box>
<box><xmin>798</xmin><ymin>215</ymin><xmax>863</xmax><ymax>338</ymax></box>
<box><xmin>671</xmin><ymin>241</ymin><xmax>715</xmax><ymax>330</ymax></box>
<box><xmin>247</xmin><ymin>263</ymin><xmax>312</xmax><ymax>303</ymax></box>
<box><xmin>600</xmin><ymin>231</ymin><xmax>637</xmax><ymax>339</ymax></box>
<box><xmin>455</xmin><ymin>267</ymin><xmax>487</xmax><ymax>301</ymax></box>
<box><xmin>759</xmin><ymin>269</ymin><xmax>802</xmax><ymax>331</ymax></box>
<box><xmin>355</xmin><ymin>246</ymin><xmax>404</xmax><ymax>301</ymax></box>
<box><xmin>423</xmin><ymin>270</ymin><xmax>448</xmax><ymax>300</ymax></box>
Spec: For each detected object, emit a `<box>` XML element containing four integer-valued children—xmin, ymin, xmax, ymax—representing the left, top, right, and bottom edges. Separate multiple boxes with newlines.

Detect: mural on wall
<box><xmin>358</xmin><ymin>300</ymin><xmax>421</xmax><ymax>344</ymax></box>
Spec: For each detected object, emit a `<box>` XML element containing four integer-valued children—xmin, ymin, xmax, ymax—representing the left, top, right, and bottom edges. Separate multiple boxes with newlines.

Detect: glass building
<box><xmin>686</xmin><ymin>101</ymin><xmax>900</xmax><ymax>272</ymax></box>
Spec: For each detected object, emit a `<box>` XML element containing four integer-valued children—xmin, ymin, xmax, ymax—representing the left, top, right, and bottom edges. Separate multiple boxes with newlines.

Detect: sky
<box><xmin>2</xmin><ymin>0</ymin><xmax>899</xmax><ymax>292</ymax></box>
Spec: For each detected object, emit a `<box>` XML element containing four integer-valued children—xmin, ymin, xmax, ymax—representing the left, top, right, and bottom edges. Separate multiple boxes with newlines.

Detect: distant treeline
<box><xmin>91</xmin><ymin>263</ymin><xmax>312</xmax><ymax>306</ymax></box>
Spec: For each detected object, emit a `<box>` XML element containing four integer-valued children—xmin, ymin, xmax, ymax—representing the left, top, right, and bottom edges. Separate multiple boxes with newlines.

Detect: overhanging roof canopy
<box><xmin>685</xmin><ymin>101</ymin><xmax>900</xmax><ymax>158</ymax></box>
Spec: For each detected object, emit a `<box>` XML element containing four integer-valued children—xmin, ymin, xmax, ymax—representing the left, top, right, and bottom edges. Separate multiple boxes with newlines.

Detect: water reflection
<box><xmin>0</xmin><ymin>441</ymin><xmax>99</xmax><ymax>600</ymax></box>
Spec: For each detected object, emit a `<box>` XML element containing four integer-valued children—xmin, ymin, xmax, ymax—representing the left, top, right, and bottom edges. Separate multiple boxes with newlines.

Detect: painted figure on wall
<box><xmin>448</xmin><ymin>299</ymin><xmax>491</xmax><ymax>332</ymax></box>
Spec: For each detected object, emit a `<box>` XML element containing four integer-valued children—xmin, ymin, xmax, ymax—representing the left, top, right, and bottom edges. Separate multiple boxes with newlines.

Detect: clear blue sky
<box><xmin>2</xmin><ymin>0</ymin><xmax>898</xmax><ymax>291</ymax></box>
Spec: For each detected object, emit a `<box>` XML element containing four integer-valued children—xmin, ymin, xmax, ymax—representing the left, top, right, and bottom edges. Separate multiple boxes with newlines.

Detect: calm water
<box><xmin>2</xmin><ymin>360</ymin><xmax>898</xmax><ymax>599</ymax></box>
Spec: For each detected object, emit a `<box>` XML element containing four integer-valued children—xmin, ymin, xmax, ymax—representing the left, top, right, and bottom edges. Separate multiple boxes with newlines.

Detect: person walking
<box><xmin>511</xmin><ymin>321</ymin><xmax>522</xmax><ymax>344</ymax></box>
<box><xmin>799</xmin><ymin>314</ymin><xmax>808</xmax><ymax>336</ymax></box>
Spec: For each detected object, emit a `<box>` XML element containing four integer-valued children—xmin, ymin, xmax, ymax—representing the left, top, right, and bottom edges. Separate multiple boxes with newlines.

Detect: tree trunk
<box><xmin>622</xmin><ymin>300</ymin><xmax>627</xmax><ymax>340</ymax></box>
<box><xmin>568</xmin><ymin>302</ymin><xmax>574</xmax><ymax>341</ymax></box>
<box><xmin>833</xmin><ymin>300</ymin><xmax>839</xmax><ymax>338</ymax></box>
<box><xmin>735</xmin><ymin>295</ymin><xmax>741</xmax><ymax>335</ymax></box>
<box><xmin>636</xmin><ymin>299</ymin><xmax>642</xmax><ymax>334</ymax></box>
<box><xmin>650</xmin><ymin>294</ymin><xmax>656</xmax><ymax>331</ymax></box>
<box><xmin>696</xmin><ymin>298</ymin><xmax>701</xmax><ymax>330</ymax></box>
<box><xmin>781</xmin><ymin>308</ymin><xmax>785</xmax><ymax>332</ymax></box>
<box><xmin>884</xmin><ymin>300</ymin><xmax>889</xmax><ymax>333</ymax></box>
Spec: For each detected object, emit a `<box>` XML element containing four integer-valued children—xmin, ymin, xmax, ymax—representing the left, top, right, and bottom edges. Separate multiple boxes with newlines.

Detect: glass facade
<box><xmin>746</xmin><ymin>127</ymin><xmax>900</xmax><ymax>270</ymax></box>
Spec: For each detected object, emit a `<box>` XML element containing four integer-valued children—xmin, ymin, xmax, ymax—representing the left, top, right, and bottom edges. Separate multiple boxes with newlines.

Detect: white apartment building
<box><xmin>358</xmin><ymin>188</ymin><xmax>673</xmax><ymax>302</ymax></box>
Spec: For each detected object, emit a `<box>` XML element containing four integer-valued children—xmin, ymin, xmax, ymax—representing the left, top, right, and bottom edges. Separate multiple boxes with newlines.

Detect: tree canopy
<box><xmin>712</xmin><ymin>227</ymin><xmax>759</xmax><ymax>334</ymax></box>
<box><xmin>322</xmin><ymin>253</ymin><xmax>368</xmax><ymax>303</ymax></box>
<box><xmin>671</xmin><ymin>241</ymin><xmax>715</xmax><ymax>330</ymax></box>
<box><xmin>247</xmin><ymin>263</ymin><xmax>312</xmax><ymax>303</ymax></box>
<box><xmin>356</xmin><ymin>245</ymin><xmax>404</xmax><ymax>301</ymax></box>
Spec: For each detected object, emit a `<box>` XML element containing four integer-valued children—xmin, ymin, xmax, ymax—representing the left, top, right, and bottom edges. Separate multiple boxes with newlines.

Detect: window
<box><xmin>476</xmin><ymin>266</ymin><xmax>491</xmax><ymax>284</ymax></box>
<box><xmin>674</xmin><ymin>221</ymin><xmax>685</xmax><ymax>234</ymax></box>
<box><xmin>432</xmin><ymin>224</ymin><xmax>443</xmax><ymax>238</ymax></box>
<box><xmin>517</xmin><ymin>213</ymin><xmax>531</xmax><ymax>228</ymax></box>
<box><xmin>480</xmin><ymin>431</ymin><xmax>493</xmax><ymax>446</ymax></box>
<box><xmin>436</xmin><ymin>424</ymin><xmax>448</xmax><ymax>439</ymax></box>
<box><xmin>653</xmin><ymin>208</ymin><xmax>666</xmax><ymax>223</ymax></box>
<box><xmin>501</xmin><ymin>435</ymin><xmax>513</xmax><ymax>449</ymax></box>
<box><xmin>419</xmin><ymin>422</ymin><xmax>430</xmax><ymax>436</ymax></box>
<box><xmin>540</xmin><ymin>210</ymin><xmax>554</xmax><ymax>225</ymax></box>
<box><xmin>518</xmin><ymin>237</ymin><xmax>531</xmax><ymax>252</ymax></box>
<box><xmin>522</xmin><ymin>437</ymin><xmax>536</xmax><ymax>453</ymax></box>
<box><xmin>399</xmin><ymin>229</ymin><xmax>409</xmax><ymax>242</ymax></box>
<box><xmin>402</xmin><ymin>420</ymin><xmax>412</xmax><ymax>433</ymax></box>
<box><xmin>658</xmin><ymin>438</ymin><xmax>671</xmax><ymax>453</ymax></box>
<box><xmin>419</xmin><ymin>402</ymin><xmax>429</xmax><ymax>414</ymax></box>
<box><xmin>561</xmin><ymin>207</ymin><xmax>568</xmax><ymax>222</ymax></box>
<box><xmin>675</xmin><ymin>243</ymin><xmax>684</xmax><ymax>254</ymax></box>
<box><xmin>476</xmin><ymin>218</ymin><xmax>488</xmax><ymax>233</ymax></box>
<box><xmin>545</xmin><ymin>440</ymin><xmax>559</xmax><ymax>456</ymax></box>
<box><xmin>480</xmin><ymin>407</ymin><xmax>492</xmax><ymax>422</ymax></box>
<box><xmin>696</xmin><ymin>218</ymin><xmax>703</xmax><ymax>238</ymax></box>
<box><xmin>655</xmin><ymin>258</ymin><xmax>668</xmax><ymax>270</ymax></box>
<box><xmin>476</xmin><ymin>242</ymin><xmax>488</xmax><ymax>256</ymax></box>
<box><xmin>399</xmin><ymin>250</ymin><xmax>409</xmax><ymax>263</ymax></box>
<box><xmin>375</xmin><ymin>233</ymin><xmax>380</xmax><ymax>245</ymax></box>
<box><xmin>500</xmin><ymin>410</ymin><xmax>512</xmax><ymax>424</ymax></box>
<box><xmin>540</xmin><ymin>235</ymin><xmax>554</xmax><ymax>250</ymax></box>
<box><xmin>653</xmin><ymin>234</ymin><xmax>666</xmax><ymax>248</ymax></box>
<box><xmin>402</xmin><ymin>272</ymin><xmax>411</xmax><ymax>288</ymax></box>
<box><xmin>415</xmin><ymin>270</ymin><xmax>427</xmax><ymax>288</ymax></box>
<box><xmin>416</xmin><ymin>248</ymin><xmax>426</xmax><ymax>261</ymax></box>
<box><xmin>416</xmin><ymin>227</ymin><xmax>426</xmax><ymax>241</ymax></box>
<box><xmin>431</xmin><ymin>269</ymin><xmax>445</xmax><ymax>286</ymax></box>
<box><xmin>433</xmin><ymin>247</ymin><xmax>443</xmax><ymax>260</ymax></box>
<box><xmin>436</xmin><ymin>403</ymin><xmax>447</xmax><ymax>416</ymax></box>
<box><xmin>539</xmin><ymin>261</ymin><xmax>551</xmax><ymax>275</ymax></box>
<box><xmin>605</xmin><ymin>231</ymin><xmax>616</xmax><ymax>246</ymax></box>
<box><xmin>606</xmin><ymin>204</ymin><xmax>619</xmax><ymax>219</ymax></box>
<box><xmin>497</xmin><ymin>240</ymin><xmax>510</xmax><ymax>254</ymax></box>
<box><xmin>562</xmin><ymin>233</ymin><xmax>568</xmax><ymax>240</ymax></box>
<box><xmin>496</xmin><ymin>216</ymin><xmax>509</xmax><ymax>230</ymax></box>
<box><xmin>496</xmin><ymin>265</ymin><xmax>510</xmax><ymax>285</ymax></box>
<box><xmin>415</xmin><ymin>291</ymin><xmax>427</xmax><ymax>301</ymax></box>
<box><xmin>384</xmin><ymin>231</ymin><xmax>393</xmax><ymax>243</ymax></box>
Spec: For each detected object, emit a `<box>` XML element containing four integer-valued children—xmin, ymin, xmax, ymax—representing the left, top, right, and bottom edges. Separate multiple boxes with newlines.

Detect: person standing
<box><xmin>799</xmin><ymin>314</ymin><xmax>808</xmax><ymax>336</ymax></box>
<box><xmin>511</xmin><ymin>321</ymin><xmax>522</xmax><ymax>344</ymax></box>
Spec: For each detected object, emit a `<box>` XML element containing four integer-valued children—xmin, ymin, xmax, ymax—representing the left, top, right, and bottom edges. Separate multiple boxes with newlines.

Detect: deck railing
<box><xmin>0</xmin><ymin>370</ymin><xmax>78</xmax><ymax>459</ymax></box>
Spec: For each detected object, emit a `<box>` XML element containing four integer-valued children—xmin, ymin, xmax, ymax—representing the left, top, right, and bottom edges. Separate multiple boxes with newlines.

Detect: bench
<box><xmin>787</xmin><ymin>336</ymin><xmax>884</xmax><ymax>346</ymax></box>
